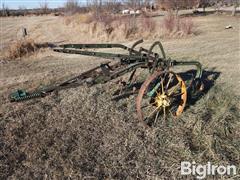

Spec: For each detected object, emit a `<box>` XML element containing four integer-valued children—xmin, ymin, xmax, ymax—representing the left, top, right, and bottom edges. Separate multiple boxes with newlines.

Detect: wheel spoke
<box><xmin>154</xmin><ymin>110</ymin><xmax>161</xmax><ymax>125</ymax></box>
<box><xmin>170</xmin><ymin>91</ymin><xmax>184</xmax><ymax>97</ymax></box>
<box><xmin>141</xmin><ymin>104</ymin><xmax>152</xmax><ymax>109</ymax></box>
<box><xmin>167</xmin><ymin>82</ymin><xmax>181</xmax><ymax>96</ymax></box>
<box><xmin>161</xmin><ymin>77</ymin><xmax>165</xmax><ymax>95</ymax></box>
<box><xmin>169</xmin><ymin>108</ymin><xmax>175</xmax><ymax>117</ymax></box>
<box><xmin>163</xmin><ymin>106</ymin><xmax>166</xmax><ymax>121</ymax></box>
<box><xmin>146</xmin><ymin>106</ymin><xmax>160</xmax><ymax>119</ymax></box>
<box><xmin>165</xmin><ymin>73</ymin><xmax>173</xmax><ymax>90</ymax></box>
<box><xmin>141</xmin><ymin>102</ymin><xmax>156</xmax><ymax>109</ymax></box>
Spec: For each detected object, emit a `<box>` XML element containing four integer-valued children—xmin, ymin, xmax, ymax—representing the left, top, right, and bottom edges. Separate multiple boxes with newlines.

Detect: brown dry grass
<box><xmin>63</xmin><ymin>13</ymin><xmax>158</xmax><ymax>41</ymax></box>
<box><xmin>62</xmin><ymin>12</ymin><xmax>197</xmax><ymax>41</ymax></box>
<box><xmin>3</xmin><ymin>38</ymin><xmax>49</xmax><ymax>60</ymax></box>
<box><xmin>64</xmin><ymin>13</ymin><xmax>94</xmax><ymax>25</ymax></box>
<box><xmin>0</xmin><ymin>82</ymin><xmax>239</xmax><ymax>179</ymax></box>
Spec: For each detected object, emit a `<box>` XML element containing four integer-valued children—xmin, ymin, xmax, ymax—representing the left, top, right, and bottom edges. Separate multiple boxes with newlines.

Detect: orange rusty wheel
<box><xmin>136</xmin><ymin>70</ymin><xmax>187</xmax><ymax>128</ymax></box>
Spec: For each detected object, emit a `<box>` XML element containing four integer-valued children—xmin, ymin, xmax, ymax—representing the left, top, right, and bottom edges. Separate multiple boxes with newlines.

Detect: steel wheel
<box><xmin>136</xmin><ymin>70</ymin><xmax>187</xmax><ymax>127</ymax></box>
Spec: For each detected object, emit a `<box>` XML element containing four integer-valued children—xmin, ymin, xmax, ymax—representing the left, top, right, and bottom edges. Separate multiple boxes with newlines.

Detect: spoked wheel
<box><xmin>136</xmin><ymin>70</ymin><xmax>187</xmax><ymax>128</ymax></box>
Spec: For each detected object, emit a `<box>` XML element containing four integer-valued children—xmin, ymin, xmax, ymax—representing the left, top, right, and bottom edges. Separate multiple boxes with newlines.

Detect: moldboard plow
<box><xmin>9</xmin><ymin>39</ymin><xmax>204</xmax><ymax>127</ymax></box>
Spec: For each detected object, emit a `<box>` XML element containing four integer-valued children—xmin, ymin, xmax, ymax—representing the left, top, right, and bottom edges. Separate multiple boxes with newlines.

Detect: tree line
<box><xmin>0</xmin><ymin>0</ymin><xmax>239</xmax><ymax>17</ymax></box>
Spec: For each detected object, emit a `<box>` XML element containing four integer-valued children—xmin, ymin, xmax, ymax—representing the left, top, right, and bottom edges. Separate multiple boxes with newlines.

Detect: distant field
<box><xmin>1</xmin><ymin>13</ymin><xmax>239</xmax><ymax>93</ymax></box>
<box><xmin>0</xmin><ymin>12</ymin><xmax>239</xmax><ymax>179</ymax></box>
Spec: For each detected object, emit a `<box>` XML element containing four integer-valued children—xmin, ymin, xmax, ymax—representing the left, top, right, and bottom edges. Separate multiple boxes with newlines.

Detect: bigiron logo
<box><xmin>180</xmin><ymin>161</ymin><xmax>237</xmax><ymax>179</ymax></box>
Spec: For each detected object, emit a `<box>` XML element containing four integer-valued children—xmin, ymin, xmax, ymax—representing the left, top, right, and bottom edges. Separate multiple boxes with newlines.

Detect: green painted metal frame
<box><xmin>8</xmin><ymin>39</ymin><xmax>203</xmax><ymax>102</ymax></box>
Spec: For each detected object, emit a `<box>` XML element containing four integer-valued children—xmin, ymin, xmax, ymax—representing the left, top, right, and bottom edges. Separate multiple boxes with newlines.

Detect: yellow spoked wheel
<box><xmin>136</xmin><ymin>70</ymin><xmax>187</xmax><ymax>128</ymax></box>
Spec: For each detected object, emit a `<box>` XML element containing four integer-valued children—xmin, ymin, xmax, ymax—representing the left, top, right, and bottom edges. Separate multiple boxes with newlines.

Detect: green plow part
<box><xmin>9</xmin><ymin>39</ymin><xmax>203</xmax><ymax>102</ymax></box>
<box><xmin>9</xmin><ymin>90</ymin><xmax>44</xmax><ymax>102</ymax></box>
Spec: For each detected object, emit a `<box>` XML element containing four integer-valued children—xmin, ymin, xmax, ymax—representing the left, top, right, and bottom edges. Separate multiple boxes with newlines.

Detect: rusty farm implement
<box><xmin>9</xmin><ymin>39</ymin><xmax>204</xmax><ymax>127</ymax></box>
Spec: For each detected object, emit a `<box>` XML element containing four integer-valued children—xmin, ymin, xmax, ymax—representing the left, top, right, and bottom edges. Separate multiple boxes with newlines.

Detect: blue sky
<box><xmin>1</xmin><ymin>0</ymin><xmax>88</xmax><ymax>9</ymax></box>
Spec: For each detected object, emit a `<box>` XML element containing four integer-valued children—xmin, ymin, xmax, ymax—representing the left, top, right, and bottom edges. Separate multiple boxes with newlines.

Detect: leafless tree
<box><xmin>155</xmin><ymin>0</ymin><xmax>194</xmax><ymax>15</ymax></box>
<box><xmin>18</xmin><ymin>5</ymin><xmax>27</xmax><ymax>16</ymax></box>
<box><xmin>39</xmin><ymin>0</ymin><xmax>49</xmax><ymax>14</ymax></box>
<box><xmin>231</xmin><ymin>0</ymin><xmax>239</xmax><ymax>16</ymax></box>
<box><xmin>104</xmin><ymin>0</ymin><xmax>122</xmax><ymax>14</ymax></box>
<box><xmin>124</xmin><ymin>0</ymin><xmax>145</xmax><ymax>9</ymax></box>
<box><xmin>210</xmin><ymin>0</ymin><xmax>239</xmax><ymax>14</ymax></box>
<box><xmin>87</xmin><ymin>0</ymin><xmax>103</xmax><ymax>20</ymax></box>
<box><xmin>1</xmin><ymin>3</ymin><xmax>10</xmax><ymax>16</ymax></box>
<box><xmin>64</xmin><ymin>0</ymin><xmax>80</xmax><ymax>15</ymax></box>
<box><xmin>155</xmin><ymin>0</ymin><xmax>216</xmax><ymax>13</ymax></box>
<box><xmin>195</xmin><ymin>0</ymin><xmax>217</xmax><ymax>12</ymax></box>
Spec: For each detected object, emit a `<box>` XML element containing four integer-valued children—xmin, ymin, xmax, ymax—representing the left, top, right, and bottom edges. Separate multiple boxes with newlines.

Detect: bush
<box><xmin>78</xmin><ymin>13</ymin><xmax>94</xmax><ymax>24</ymax></box>
<box><xmin>63</xmin><ymin>11</ymin><xmax>195</xmax><ymax>41</ymax></box>
<box><xmin>116</xmin><ymin>16</ymin><xmax>138</xmax><ymax>39</ymax></box>
<box><xmin>63</xmin><ymin>13</ymin><xmax>157</xmax><ymax>40</ymax></box>
<box><xmin>140</xmin><ymin>16</ymin><xmax>156</xmax><ymax>33</ymax></box>
<box><xmin>4</xmin><ymin>39</ymin><xmax>49</xmax><ymax>60</ymax></box>
<box><xmin>163</xmin><ymin>12</ymin><xmax>176</xmax><ymax>33</ymax></box>
<box><xmin>6</xmin><ymin>39</ymin><xmax>37</xmax><ymax>60</ymax></box>
<box><xmin>163</xmin><ymin>12</ymin><xmax>195</xmax><ymax>37</ymax></box>
<box><xmin>121</xmin><ymin>15</ymin><xmax>156</xmax><ymax>39</ymax></box>
<box><xmin>180</xmin><ymin>18</ymin><xmax>194</xmax><ymax>35</ymax></box>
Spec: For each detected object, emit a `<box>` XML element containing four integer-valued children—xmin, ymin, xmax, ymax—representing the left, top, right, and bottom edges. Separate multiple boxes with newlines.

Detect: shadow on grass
<box><xmin>181</xmin><ymin>10</ymin><xmax>217</xmax><ymax>17</ymax></box>
<box><xmin>179</xmin><ymin>69</ymin><xmax>221</xmax><ymax>107</ymax></box>
<box><xmin>181</xmin><ymin>10</ymin><xmax>240</xmax><ymax>17</ymax></box>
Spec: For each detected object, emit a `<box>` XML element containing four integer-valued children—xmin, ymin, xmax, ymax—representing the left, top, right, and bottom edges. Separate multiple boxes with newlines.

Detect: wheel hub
<box><xmin>155</xmin><ymin>93</ymin><xmax>170</xmax><ymax>108</ymax></box>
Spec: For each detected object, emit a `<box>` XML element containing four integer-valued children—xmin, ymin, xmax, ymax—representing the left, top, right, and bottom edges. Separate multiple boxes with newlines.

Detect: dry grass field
<box><xmin>0</xmin><ymin>12</ymin><xmax>240</xmax><ymax>179</ymax></box>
